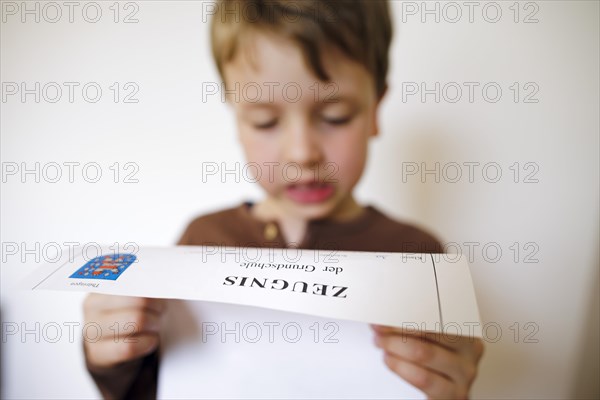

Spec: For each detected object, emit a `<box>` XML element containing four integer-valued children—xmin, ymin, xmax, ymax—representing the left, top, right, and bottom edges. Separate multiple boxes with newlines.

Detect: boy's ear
<box><xmin>378</xmin><ymin>84</ymin><xmax>388</xmax><ymax>103</ymax></box>
<box><xmin>370</xmin><ymin>113</ymin><xmax>380</xmax><ymax>138</ymax></box>
<box><xmin>371</xmin><ymin>84</ymin><xmax>388</xmax><ymax>138</ymax></box>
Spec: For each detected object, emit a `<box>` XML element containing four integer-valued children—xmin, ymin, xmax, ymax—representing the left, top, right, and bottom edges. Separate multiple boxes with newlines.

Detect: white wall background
<box><xmin>1</xmin><ymin>1</ymin><xmax>598</xmax><ymax>398</ymax></box>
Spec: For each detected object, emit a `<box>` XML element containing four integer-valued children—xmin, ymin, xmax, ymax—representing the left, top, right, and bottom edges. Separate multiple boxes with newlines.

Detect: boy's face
<box><xmin>223</xmin><ymin>32</ymin><xmax>381</xmax><ymax>221</ymax></box>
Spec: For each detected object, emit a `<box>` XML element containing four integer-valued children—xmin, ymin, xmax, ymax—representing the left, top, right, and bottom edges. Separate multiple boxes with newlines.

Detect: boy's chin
<box><xmin>283</xmin><ymin>198</ymin><xmax>340</xmax><ymax>221</ymax></box>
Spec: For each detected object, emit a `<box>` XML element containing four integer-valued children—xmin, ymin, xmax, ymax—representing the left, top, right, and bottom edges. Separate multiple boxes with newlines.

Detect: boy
<box><xmin>83</xmin><ymin>1</ymin><xmax>484</xmax><ymax>398</ymax></box>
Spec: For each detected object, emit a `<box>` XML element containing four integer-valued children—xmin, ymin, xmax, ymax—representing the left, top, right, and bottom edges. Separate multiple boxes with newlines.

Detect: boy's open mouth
<box><xmin>285</xmin><ymin>181</ymin><xmax>334</xmax><ymax>204</ymax></box>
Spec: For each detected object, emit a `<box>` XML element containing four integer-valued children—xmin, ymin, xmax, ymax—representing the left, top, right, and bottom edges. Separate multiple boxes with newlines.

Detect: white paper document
<box><xmin>22</xmin><ymin>245</ymin><xmax>482</xmax><ymax>335</ymax></box>
<box><xmin>157</xmin><ymin>300</ymin><xmax>427</xmax><ymax>399</ymax></box>
<box><xmin>22</xmin><ymin>245</ymin><xmax>482</xmax><ymax>398</ymax></box>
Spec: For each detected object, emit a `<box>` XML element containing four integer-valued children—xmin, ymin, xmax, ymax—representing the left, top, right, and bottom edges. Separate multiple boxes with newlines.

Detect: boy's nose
<box><xmin>282</xmin><ymin>124</ymin><xmax>323</xmax><ymax>168</ymax></box>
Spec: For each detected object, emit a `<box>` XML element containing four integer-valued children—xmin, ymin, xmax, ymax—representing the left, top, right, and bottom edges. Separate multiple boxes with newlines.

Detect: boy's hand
<box><xmin>371</xmin><ymin>324</ymin><xmax>484</xmax><ymax>399</ymax></box>
<box><xmin>83</xmin><ymin>294</ymin><xmax>166</xmax><ymax>368</ymax></box>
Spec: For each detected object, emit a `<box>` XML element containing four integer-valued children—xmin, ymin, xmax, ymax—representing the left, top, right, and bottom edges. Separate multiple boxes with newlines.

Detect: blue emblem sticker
<box><xmin>69</xmin><ymin>253</ymin><xmax>136</xmax><ymax>281</ymax></box>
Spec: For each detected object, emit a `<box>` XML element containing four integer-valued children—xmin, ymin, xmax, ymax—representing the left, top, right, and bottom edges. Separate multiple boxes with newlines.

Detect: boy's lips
<box><xmin>285</xmin><ymin>181</ymin><xmax>334</xmax><ymax>204</ymax></box>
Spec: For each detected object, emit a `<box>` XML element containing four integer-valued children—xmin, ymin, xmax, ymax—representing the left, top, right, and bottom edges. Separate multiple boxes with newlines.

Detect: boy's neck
<box><xmin>251</xmin><ymin>195</ymin><xmax>365</xmax><ymax>246</ymax></box>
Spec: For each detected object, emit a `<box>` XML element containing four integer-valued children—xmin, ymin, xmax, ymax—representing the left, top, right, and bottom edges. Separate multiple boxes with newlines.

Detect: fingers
<box><xmin>374</xmin><ymin>333</ymin><xmax>473</xmax><ymax>386</ymax></box>
<box><xmin>382</xmin><ymin>352</ymin><xmax>464</xmax><ymax>400</ymax></box>
<box><xmin>84</xmin><ymin>294</ymin><xmax>167</xmax><ymax>315</ymax></box>
<box><xmin>88</xmin><ymin>309</ymin><xmax>162</xmax><ymax>338</ymax></box>
<box><xmin>372</xmin><ymin>325</ymin><xmax>483</xmax><ymax>399</ymax></box>
<box><xmin>85</xmin><ymin>333</ymin><xmax>160</xmax><ymax>368</ymax></box>
<box><xmin>371</xmin><ymin>324</ymin><xmax>484</xmax><ymax>356</ymax></box>
<box><xmin>83</xmin><ymin>294</ymin><xmax>166</xmax><ymax>369</ymax></box>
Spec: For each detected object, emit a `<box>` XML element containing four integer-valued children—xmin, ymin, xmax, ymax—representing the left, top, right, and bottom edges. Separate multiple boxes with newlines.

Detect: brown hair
<box><xmin>210</xmin><ymin>0</ymin><xmax>392</xmax><ymax>98</ymax></box>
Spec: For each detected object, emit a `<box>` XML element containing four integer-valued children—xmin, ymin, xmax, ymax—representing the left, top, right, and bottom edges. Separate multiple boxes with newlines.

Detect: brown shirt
<box><xmin>178</xmin><ymin>202</ymin><xmax>442</xmax><ymax>253</ymax></box>
<box><xmin>86</xmin><ymin>202</ymin><xmax>442</xmax><ymax>399</ymax></box>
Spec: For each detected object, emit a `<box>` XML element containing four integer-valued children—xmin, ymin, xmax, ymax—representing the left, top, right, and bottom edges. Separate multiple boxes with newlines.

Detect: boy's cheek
<box><xmin>326</xmin><ymin>145</ymin><xmax>368</xmax><ymax>187</ymax></box>
<box><xmin>256</xmin><ymin>177</ymin><xmax>279</xmax><ymax>195</ymax></box>
<box><xmin>239</xmin><ymin>139</ymin><xmax>280</xmax><ymax>171</ymax></box>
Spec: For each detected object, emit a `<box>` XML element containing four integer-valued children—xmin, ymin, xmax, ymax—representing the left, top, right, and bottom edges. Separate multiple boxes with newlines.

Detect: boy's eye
<box><xmin>253</xmin><ymin>119</ymin><xmax>277</xmax><ymax>130</ymax></box>
<box><xmin>323</xmin><ymin>115</ymin><xmax>352</xmax><ymax>125</ymax></box>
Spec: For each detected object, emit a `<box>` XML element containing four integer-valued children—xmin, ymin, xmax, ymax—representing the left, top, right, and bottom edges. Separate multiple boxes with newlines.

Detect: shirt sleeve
<box><xmin>85</xmin><ymin>346</ymin><xmax>159</xmax><ymax>400</ymax></box>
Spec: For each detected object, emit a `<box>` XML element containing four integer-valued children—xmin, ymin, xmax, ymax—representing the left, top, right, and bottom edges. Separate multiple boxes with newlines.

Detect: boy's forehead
<box><xmin>222</xmin><ymin>32</ymin><xmax>375</xmax><ymax>102</ymax></box>
<box><xmin>227</xmin><ymin>33</ymin><xmax>302</xmax><ymax>81</ymax></box>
